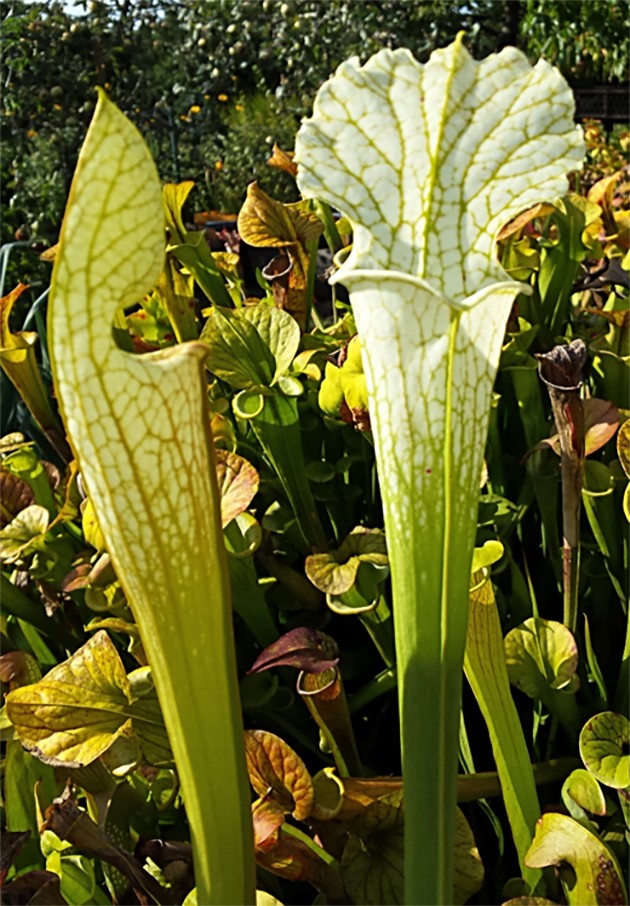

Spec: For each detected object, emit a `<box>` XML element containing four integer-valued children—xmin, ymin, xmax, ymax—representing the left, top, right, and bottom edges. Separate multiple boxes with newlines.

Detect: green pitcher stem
<box><xmin>252</xmin><ymin>393</ymin><xmax>328</xmax><ymax>551</ymax></box>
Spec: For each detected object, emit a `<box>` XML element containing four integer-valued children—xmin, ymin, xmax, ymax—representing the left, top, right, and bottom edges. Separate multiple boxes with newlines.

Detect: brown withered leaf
<box><xmin>267</xmin><ymin>143</ymin><xmax>298</xmax><ymax>177</ymax></box>
<box><xmin>0</xmin><ymin>649</ymin><xmax>41</xmax><ymax>689</ymax></box>
<box><xmin>238</xmin><ymin>182</ymin><xmax>322</xmax><ymax>248</ymax></box>
<box><xmin>43</xmin><ymin>787</ymin><xmax>171</xmax><ymax>904</ymax></box>
<box><xmin>1</xmin><ymin>830</ymin><xmax>32</xmax><ymax>875</ymax></box>
<box><xmin>581</xmin><ymin>398</ymin><xmax>619</xmax><ymax>455</ymax></box>
<box><xmin>255</xmin><ymin>826</ymin><xmax>345</xmax><ymax>899</ymax></box>
<box><xmin>497</xmin><ymin>202</ymin><xmax>556</xmax><ymax>240</ymax></box>
<box><xmin>0</xmin><ymin>468</ymin><xmax>34</xmax><ymax>527</ymax></box>
<box><xmin>244</xmin><ymin>729</ymin><xmax>315</xmax><ymax>820</ymax></box>
<box><xmin>252</xmin><ymin>797</ymin><xmax>285</xmax><ymax>849</ymax></box>
<box><xmin>215</xmin><ymin>449</ymin><xmax>259</xmax><ymax>528</ymax></box>
<box><xmin>0</xmin><ymin>869</ymin><xmax>67</xmax><ymax>905</ymax></box>
<box><xmin>237</xmin><ymin>182</ymin><xmax>323</xmax><ymax>328</ymax></box>
<box><xmin>527</xmin><ymin>397</ymin><xmax>619</xmax><ymax>459</ymax></box>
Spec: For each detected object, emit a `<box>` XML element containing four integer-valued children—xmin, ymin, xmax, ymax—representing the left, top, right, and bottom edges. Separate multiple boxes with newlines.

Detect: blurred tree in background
<box><xmin>1</xmin><ymin>0</ymin><xmax>628</xmax><ymax>285</ymax></box>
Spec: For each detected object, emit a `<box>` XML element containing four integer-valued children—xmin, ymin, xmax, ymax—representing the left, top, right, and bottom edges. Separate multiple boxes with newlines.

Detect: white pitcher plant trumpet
<box><xmin>295</xmin><ymin>34</ymin><xmax>584</xmax><ymax>904</ymax></box>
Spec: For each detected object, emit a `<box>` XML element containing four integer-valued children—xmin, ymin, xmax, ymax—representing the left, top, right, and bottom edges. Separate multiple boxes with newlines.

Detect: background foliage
<box><xmin>2</xmin><ymin>0</ymin><xmax>628</xmax><ymax>271</ymax></box>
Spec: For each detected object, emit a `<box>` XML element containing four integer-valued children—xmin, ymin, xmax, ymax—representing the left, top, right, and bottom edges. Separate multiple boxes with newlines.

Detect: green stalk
<box><xmin>251</xmin><ymin>393</ymin><xmax>328</xmax><ymax>551</ymax></box>
<box><xmin>464</xmin><ymin>564</ymin><xmax>542</xmax><ymax>889</ymax></box>
<box><xmin>47</xmin><ymin>92</ymin><xmax>254</xmax><ymax>905</ymax></box>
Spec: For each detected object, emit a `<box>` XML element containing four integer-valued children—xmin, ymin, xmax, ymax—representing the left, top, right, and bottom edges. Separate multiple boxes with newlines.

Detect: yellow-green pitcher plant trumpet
<box><xmin>48</xmin><ymin>91</ymin><xmax>255</xmax><ymax>905</ymax></box>
<box><xmin>295</xmin><ymin>34</ymin><xmax>584</xmax><ymax>905</ymax></box>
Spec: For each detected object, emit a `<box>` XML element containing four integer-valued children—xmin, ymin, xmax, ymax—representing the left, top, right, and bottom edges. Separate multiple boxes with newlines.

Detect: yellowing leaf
<box><xmin>244</xmin><ymin>730</ymin><xmax>314</xmax><ymax>821</ymax></box>
<box><xmin>267</xmin><ymin>144</ymin><xmax>298</xmax><ymax>178</ymax></box>
<box><xmin>305</xmin><ymin>527</ymin><xmax>388</xmax><ymax>596</ymax></box>
<box><xmin>238</xmin><ymin>182</ymin><xmax>322</xmax><ymax>249</ymax></box>
<box><xmin>561</xmin><ymin>768</ymin><xmax>606</xmax><ymax>819</ymax></box>
<box><xmin>5</xmin><ymin>632</ymin><xmax>133</xmax><ymax>766</ymax></box>
<box><xmin>526</xmin><ymin>812</ymin><xmax>627</xmax><ymax>905</ymax></box>
<box><xmin>163</xmin><ymin>181</ymin><xmax>195</xmax><ymax>244</ymax></box>
<box><xmin>0</xmin><ymin>284</ymin><xmax>68</xmax><ymax>459</ymax></box>
<box><xmin>237</xmin><ymin>183</ymin><xmax>323</xmax><ymax>327</ymax></box>
<box><xmin>617</xmin><ymin>418</ymin><xmax>630</xmax><ymax>479</ymax></box>
<box><xmin>81</xmin><ymin>497</ymin><xmax>105</xmax><ymax>552</ymax></box>
<box><xmin>497</xmin><ymin>203</ymin><xmax>556</xmax><ymax>240</ymax></box>
<box><xmin>215</xmin><ymin>449</ymin><xmax>259</xmax><ymax>528</ymax></box>
<box><xmin>0</xmin><ymin>504</ymin><xmax>50</xmax><ymax>564</ymax></box>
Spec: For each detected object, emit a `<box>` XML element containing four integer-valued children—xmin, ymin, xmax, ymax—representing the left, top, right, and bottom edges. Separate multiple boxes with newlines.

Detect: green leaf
<box><xmin>241</xmin><ymin>304</ymin><xmax>301</xmax><ymax>381</ymax></box>
<box><xmin>525</xmin><ymin>813</ymin><xmax>628</xmax><ymax>905</ymax></box>
<box><xmin>340</xmin><ymin>791</ymin><xmax>404</xmax><ymax>906</ymax></box>
<box><xmin>582</xmin><ymin>613</ymin><xmax>608</xmax><ymax>708</ymax></box>
<box><xmin>0</xmin><ymin>504</ymin><xmax>50</xmax><ymax>564</ymax></box>
<box><xmin>4</xmin><ymin>741</ymin><xmax>59</xmax><ymax>873</ymax></box>
<box><xmin>305</xmin><ymin>527</ymin><xmax>388</xmax><ymax>596</ymax></box>
<box><xmin>561</xmin><ymin>769</ymin><xmax>606</xmax><ymax>820</ymax></box>
<box><xmin>579</xmin><ymin>711</ymin><xmax>630</xmax><ymax>790</ymax></box>
<box><xmin>201</xmin><ymin>304</ymin><xmax>300</xmax><ymax>392</ymax></box>
<box><xmin>201</xmin><ymin>306</ymin><xmax>275</xmax><ymax>389</ymax></box>
<box><xmin>233</xmin><ymin>389</ymin><xmax>266</xmax><ymax>419</ymax></box>
<box><xmin>163</xmin><ymin>182</ymin><xmax>233</xmax><ymax>311</ymax></box>
<box><xmin>471</xmin><ymin>539</ymin><xmax>504</xmax><ymax>574</ymax></box>
<box><xmin>505</xmin><ymin>617</ymin><xmax>579</xmax><ymax>697</ymax></box>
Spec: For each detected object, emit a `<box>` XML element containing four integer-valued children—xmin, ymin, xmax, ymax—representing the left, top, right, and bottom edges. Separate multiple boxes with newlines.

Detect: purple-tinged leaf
<box><xmin>248</xmin><ymin>627</ymin><xmax>339</xmax><ymax>675</ymax></box>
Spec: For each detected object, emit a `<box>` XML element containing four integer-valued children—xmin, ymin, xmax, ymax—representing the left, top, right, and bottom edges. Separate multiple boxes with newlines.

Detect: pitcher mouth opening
<box><xmin>330</xmin><ymin>266</ymin><xmax>529</xmax><ymax>313</ymax></box>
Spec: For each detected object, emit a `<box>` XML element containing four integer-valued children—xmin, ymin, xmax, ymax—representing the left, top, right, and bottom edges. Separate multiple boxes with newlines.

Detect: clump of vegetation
<box><xmin>0</xmin><ymin>23</ymin><xmax>628</xmax><ymax>906</ymax></box>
